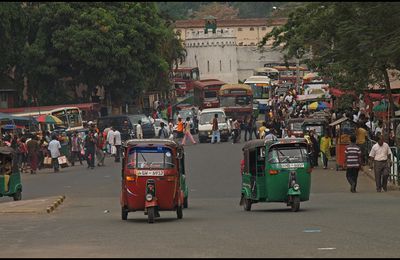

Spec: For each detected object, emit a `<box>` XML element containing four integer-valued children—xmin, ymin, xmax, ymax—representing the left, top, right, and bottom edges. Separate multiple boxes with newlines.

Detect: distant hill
<box><xmin>156</xmin><ymin>2</ymin><xmax>306</xmax><ymax>20</ymax></box>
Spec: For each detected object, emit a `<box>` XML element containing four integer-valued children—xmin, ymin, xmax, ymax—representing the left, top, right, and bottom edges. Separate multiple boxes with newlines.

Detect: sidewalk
<box><xmin>360</xmin><ymin>165</ymin><xmax>400</xmax><ymax>191</ymax></box>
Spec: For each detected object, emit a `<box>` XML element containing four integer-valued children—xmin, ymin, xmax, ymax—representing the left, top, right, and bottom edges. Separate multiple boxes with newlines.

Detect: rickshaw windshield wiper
<box><xmin>140</xmin><ymin>153</ymin><xmax>147</xmax><ymax>164</ymax></box>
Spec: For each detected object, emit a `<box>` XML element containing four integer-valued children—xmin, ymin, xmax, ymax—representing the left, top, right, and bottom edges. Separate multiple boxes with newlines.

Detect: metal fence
<box><xmin>366</xmin><ymin>138</ymin><xmax>400</xmax><ymax>186</ymax></box>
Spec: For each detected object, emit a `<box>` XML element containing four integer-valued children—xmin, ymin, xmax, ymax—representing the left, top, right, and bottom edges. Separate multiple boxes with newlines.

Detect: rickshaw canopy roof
<box><xmin>302</xmin><ymin>118</ymin><xmax>328</xmax><ymax>125</ymax></box>
<box><xmin>242</xmin><ymin>138</ymin><xmax>308</xmax><ymax>151</ymax></box>
<box><xmin>329</xmin><ymin>117</ymin><xmax>351</xmax><ymax>126</ymax></box>
<box><xmin>124</xmin><ymin>139</ymin><xmax>182</xmax><ymax>149</ymax></box>
<box><xmin>286</xmin><ymin>118</ymin><xmax>305</xmax><ymax>124</ymax></box>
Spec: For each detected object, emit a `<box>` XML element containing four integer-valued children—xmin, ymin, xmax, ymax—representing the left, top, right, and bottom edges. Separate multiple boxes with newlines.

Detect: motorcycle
<box><xmin>232</xmin><ymin>128</ymin><xmax>241</xmax><ymax>143</ymax></box>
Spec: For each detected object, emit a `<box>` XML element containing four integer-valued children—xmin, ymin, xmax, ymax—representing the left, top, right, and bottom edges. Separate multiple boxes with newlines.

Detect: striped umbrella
<box><xmin>36</xmin><ymin>114</ymin><xmax>63</xmax><ymax>124</ymax></box>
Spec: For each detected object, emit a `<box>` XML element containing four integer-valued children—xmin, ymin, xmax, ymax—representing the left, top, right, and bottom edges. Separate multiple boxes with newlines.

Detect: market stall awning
<box><xmin>329</xmin><ymin>88</ymin><xmax>355</xmax><ymax>97</ymax></box>
<box><xmin>296</xmin><ymin>93</ymin><xmax>325</xmax><ymax>102</ymax></box>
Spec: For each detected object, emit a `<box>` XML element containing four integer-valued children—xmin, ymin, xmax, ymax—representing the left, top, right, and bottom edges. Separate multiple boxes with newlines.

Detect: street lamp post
<box><xmin>296</xmin><ymin>49</ymin><xmax>301</xmax><ymax>94</ymax></box>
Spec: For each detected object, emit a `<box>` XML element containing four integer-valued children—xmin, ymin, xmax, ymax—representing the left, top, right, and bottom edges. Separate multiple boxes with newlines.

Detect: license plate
<box><xmin>136</xmin><ymin>170</ymin><xmax>164</xmax><ymax>176</ymax></box>
<box><xmin>279</xmin><ymin>163</ymin><xmax>305</xmax><ymax>168</ymax></box>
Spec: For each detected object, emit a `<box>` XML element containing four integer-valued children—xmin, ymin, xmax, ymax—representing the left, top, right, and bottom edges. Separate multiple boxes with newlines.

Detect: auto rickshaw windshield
<box><xmin>127</xmin><ymin>147</ymin><xmax>174</xmax><ymax>169</ymax></box>
<box><xmin>268</xmin><ymin>145</ymin><xmax>308</xmax><ymax>164</ymax></box>
<box><xmin>304</xmin><ymin>125</ymin><xmax>323</xmax><ymax>136</ymax></box>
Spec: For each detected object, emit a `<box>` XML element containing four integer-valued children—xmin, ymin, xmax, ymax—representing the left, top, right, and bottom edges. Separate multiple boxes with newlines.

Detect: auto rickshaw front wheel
<box><xmin>13</xmin><ymin>190</ymin><xmax>22</xmax><ymax>201</ymax></box>
<box><xmin>243</xmin><ymin>198</ymin><xmax>252</xmax><ymax>211</ymax></box>
<box><xmin>147</xmin><ymin>207</ymin><xmax>155</xmax><ymax>223</ymax></box>
<box><xmin>291</xmin><ymin>196</ymin><xmax>300</xmax><ymax>212</ymax></box>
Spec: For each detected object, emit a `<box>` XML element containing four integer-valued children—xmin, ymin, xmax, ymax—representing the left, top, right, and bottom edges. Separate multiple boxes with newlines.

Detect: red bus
<box><xmin>273</xmin><ymin>65</ymin><xmax>308</xmax><ymax>86</ymax></box>
<box><xmin>193</xmin><ymin>79</ymin><xmax>225</xmax><ymax>109</ymax></box>
<box><xmin>218</xmin><ymin>84</ymin><xmax>253</xmax><ymax>123</ymax></box>
<box><xmin>173</xmin><ymin>67</ymin><xmax>200</xmax><ymax>96</ymax></box>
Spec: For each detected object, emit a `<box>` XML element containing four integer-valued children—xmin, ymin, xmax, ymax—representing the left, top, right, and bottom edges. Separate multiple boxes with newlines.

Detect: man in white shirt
<box><xmin>136</xmin><ymin>120</ymin><xmax>143</xmax><ymax>139</ymax></box>
<box><xmin>106</xmin><ymin>127</ymin><xmax>115</xmax><ymax>154</ymax></box>
<box><xmin>284</xmin><ymin>94</ymin><xmax>293</xmax><ymax>104</ymax></box>
<box><xmin>48</xmin><ymin>135</ymin><xmax>61</xmax><ymax>172</ymax></box>
<box><xmin>114</xmin><ymin>129</ymin><xmax>122</xmax><ymax>162</ymax></box>
<box><xmin>369</xmin><ymin>136</ymin><xmax>392</xmax><ymax>192</ymax></box>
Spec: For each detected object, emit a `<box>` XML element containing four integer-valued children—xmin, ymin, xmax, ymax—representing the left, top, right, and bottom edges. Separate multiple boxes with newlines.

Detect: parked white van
<box><xmin>198</xmin><ymin>108</ymin><xmax>231</xmax><ymax>143</ymax></box>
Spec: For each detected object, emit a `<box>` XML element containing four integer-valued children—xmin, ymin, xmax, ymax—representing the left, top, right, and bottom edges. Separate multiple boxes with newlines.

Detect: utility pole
<box><xmin>296</xmin><ymin>49</ymin><xmax>300</xmax><ymax>94</ymax></box>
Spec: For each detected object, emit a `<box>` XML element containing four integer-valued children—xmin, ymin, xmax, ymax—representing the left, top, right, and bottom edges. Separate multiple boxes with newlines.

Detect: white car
<box><xmin>197</xmin><ymin>108</ymin><xmax>231</xmax><ymax>143</ymax></box>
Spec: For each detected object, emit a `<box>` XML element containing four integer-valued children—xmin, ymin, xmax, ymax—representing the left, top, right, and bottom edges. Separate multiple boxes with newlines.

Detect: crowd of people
<box><xmin>0</xmin><ymin>122</ymin><xmax>124</xmax><ymax>174</ymax></box>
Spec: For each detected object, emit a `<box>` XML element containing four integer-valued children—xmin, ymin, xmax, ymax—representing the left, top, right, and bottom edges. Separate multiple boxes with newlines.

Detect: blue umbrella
<box><xmin>317</xmin><ymin>102</ymin><xmax>328</xmax><ymax>110</ymax></box>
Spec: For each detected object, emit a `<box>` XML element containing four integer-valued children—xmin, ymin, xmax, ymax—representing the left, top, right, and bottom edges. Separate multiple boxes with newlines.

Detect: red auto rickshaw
<box><xmin>121</xmin><ymin>139</ymin><xmax>187</xmax><ymax>223</ymax></box>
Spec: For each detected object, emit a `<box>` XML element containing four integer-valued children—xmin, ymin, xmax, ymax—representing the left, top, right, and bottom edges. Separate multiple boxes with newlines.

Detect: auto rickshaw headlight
<box><xmin>146</xmin><ymin>194</ymin><xmax>153</xmax><ymax>201</ymax></box>
<box><xmin>293</xmin><ymin>184</ymin><xmax>300</xmax><ymax>191</ymax></box>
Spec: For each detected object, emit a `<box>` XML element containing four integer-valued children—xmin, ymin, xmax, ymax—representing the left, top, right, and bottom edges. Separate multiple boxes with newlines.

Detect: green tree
<box><xmin>18</xmin><ymin>2</ymin><xmax>185</xmax><ymax>106</ymax></box>
<box><xmin>0</xmin><ymin>3</ymin><xmax>27</xmax><ymax>100</ymax></box>
<box><xmin>259</xmin><ymin>2</ymin><xmax>400</xmax><ymax>117</ymax></box>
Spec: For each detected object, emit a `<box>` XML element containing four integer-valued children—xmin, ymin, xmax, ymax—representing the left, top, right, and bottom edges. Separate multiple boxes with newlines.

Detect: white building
<box><xmin>176</xmin><ymin>18</ymin><xmax>288</xmax><ymax>83</ymax></box>
<box><xmin>182</xmin><ymin>28</ymin><xmax>238</xmax><ymax>84</ymax></box>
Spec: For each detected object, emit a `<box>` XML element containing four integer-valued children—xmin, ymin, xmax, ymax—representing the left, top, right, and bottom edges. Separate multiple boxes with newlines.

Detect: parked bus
<box><xmin>219</xmin><ymin>84</ymin><xmax>253</xmax><ymax>123</ymax></box>
<box><xmin>244</xmin><ymin>76</ymin><xmax>272</xmax><ymax>113</ymax></box>
<box><xmin>2</xmin><ymin>106</ymin><xmax>84</xmax><ymax>132</ymax></box>
<box><xmin>193</xmin><ymin>79</ymin><xmax>225</xmax><ymax>109</ymax></box>
<box><xmin>272</xmin><ymin>65</ymin><xmax>308</xmax><ymax>86</ymax></box>
<box><xmin>173</xmin><ymin>67</ymin><xmax>200</xmax><ymax>96</ymax></box>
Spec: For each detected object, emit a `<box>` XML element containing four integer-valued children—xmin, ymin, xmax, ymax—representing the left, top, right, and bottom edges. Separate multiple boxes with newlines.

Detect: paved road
<box><xmin>0</xmin><ymin>135</ymin><xmax>400</xmax><ymax>258</ymax></box>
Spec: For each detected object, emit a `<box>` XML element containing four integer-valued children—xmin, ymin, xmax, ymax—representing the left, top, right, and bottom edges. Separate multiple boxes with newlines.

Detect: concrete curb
<box><xmin>360</xmin><ymin>166</ymin><xmax>400</xmax><ymax>191</ymax></box>
<box><xmin>47</xmin><ymin>195</ymin><xmax>66</xmax><ymax>214</ymax></box>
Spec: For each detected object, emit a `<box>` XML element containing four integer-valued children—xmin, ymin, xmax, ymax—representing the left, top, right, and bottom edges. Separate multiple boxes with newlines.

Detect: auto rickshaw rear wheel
<box><xmin>13</xmin><ymin>190</ymin><xmax>21</xmax><ymax>201</ymax></box>
<box><xmin>291</xmin><ymin>196</ymin><xmax>300</xmax><ymax>212</ymax></box>
<box><xmin>184</xmin><ymin>197</ymin><xmax>188</xmax><ymax>208</ymax></box>
<box><xmin>176</xmin><ymin>205</ymin><xmax>183</xmax><ymax>219</ymax></box>
<box><xmin>121</xmin><ymin>207</ymin><xmax>128</xmax><ymax>220</ymax></box>
<box><xmin>243</xmin><ymin>198</ymin><xmax>252</xmax><ymax>211</ymax></box>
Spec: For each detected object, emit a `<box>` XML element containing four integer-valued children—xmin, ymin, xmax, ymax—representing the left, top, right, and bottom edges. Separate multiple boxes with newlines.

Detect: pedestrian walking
<box><xmin>369</xmin><ymin>135</ymin><xmax>392</xmax><ymax>192</ymax></box>
<box><xmin>84</xmin><ymin>131</ymin><xmax>96</xmax><ymax>169</ymax></box>
<box><xmin>136</xmin><ymin>120</ymin><xmax>143</xmax><ymax>139</ymax></box>
<box><xmin>168</xmin><ymin>119</ymin><xmax>174</xmax><ymax>139</ymax></box>
<box><xmin>258</xmin><ymin>121</ymin><xmax>267</xmax><ymax>139</ymax></box>
<box><xmin>344</xmin><ymin>135</ymin><xmax>362</xmax><ymax>193</ymax></box>
<box><xmin>26</xmin><ymin>135</ymin><xmax>39</xmax><ymax>174</ymax></box>
<box><xmin>244</xmin><ymin>114</ymin><xmax>257</xmax><ymax>141</ymax></box>
<box><xmin>95</xmin><ymin>130</ymin><xmax>106</xmax><ymax>166</ymax></box>
<box><xmin>181</xmin><ymin>117</ymin><xmax>196</xmax><ymax>145</ymax></box>
<box><xmin>70</xmin><ymin>131</ymin><xmax>83</xmax><ymax>166</ymax></box>
<box><xmin>48</xmin><ymin>135</ymin><xmax>61</xmax><ymax>173</ymax></box>
<box><xmin>106</xmin><ymin>127</ymin><xmax>115</xmax><ymax>154</ymax></box>
<box><xmin>158</xmin><ymin>122</ymin><xmax>170</xmax><ymax>139</ymax></box>
<box><xmin>211</xmin><ymin>113</ymin><xmax>220</xmax><ymax>144</ymax></box>
<box><xmin>231</xmin><ymin>118</ymin><xmax>241</xmax><ymax>143</ymax></box>
<box><xmin>356</xmin><ymin>123</ymin><xmax>368</xmax><ymax>165</ymax></box>
<box><xmin>176</xmin><ymin>118</ymin><xmax>184</xmax><ymax>139</ymax></box>
<box><xmin>320</xmin><ymin>132</ymin><xmax>332</xmax><ymax>169</ymax></box>
<box><xmin>114</xmin><ymin>128</ymin><xmax>122</xmax><ymax>162</ymax></box>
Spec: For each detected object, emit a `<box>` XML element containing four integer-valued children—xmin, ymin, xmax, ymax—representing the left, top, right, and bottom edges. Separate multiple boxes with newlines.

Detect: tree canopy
<box><xmin>259</xmin><ymin>2</ymin><xmax>400</xmax><ymax>116</ymax></box>
<box><xmin>0</xmin><ymin>2</ymin><xmax>186</xmax><ymax>106</ymax></box>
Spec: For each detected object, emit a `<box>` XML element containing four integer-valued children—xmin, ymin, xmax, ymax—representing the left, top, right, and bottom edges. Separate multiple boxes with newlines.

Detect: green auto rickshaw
<box><xmin>240</xmin><ymin>138</ymin><xmax>312</xmax><ymax>212</ymax></box>
<box><xmin>0</xmin><ymin>147</ymin><xmax>22</xmax><ymax>201</ymax></box>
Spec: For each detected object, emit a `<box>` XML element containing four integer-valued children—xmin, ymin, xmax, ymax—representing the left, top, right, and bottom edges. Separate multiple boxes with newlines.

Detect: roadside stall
<box><xmin>329</xmin><ymin>117</ymin><xmax>357</xmax><ymax>171</ymax></box>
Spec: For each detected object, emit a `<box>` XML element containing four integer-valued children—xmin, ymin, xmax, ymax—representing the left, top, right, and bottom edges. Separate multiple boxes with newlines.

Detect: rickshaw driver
<box><xmin>0</xmin><ymin>157</ymin><xmax>12</xmax><ymax>192</ymax></box>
